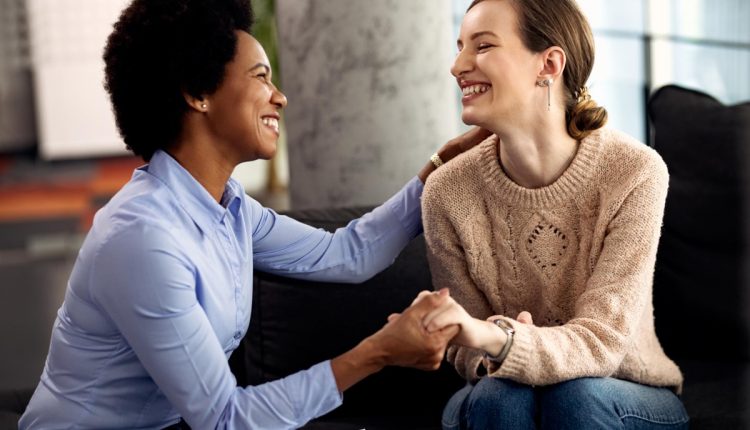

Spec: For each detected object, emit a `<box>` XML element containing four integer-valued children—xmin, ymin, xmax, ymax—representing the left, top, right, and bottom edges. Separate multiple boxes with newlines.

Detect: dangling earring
<box><xmin>537</xmin><ymin>78</ymin><xmax>554</xmax><ymax>111</ymax></box>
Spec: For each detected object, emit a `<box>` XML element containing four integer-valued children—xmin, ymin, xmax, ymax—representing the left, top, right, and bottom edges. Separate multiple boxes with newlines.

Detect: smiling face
<box><xmin>204</xmin><ymin>31</ymin><xmax>287</xmax><ymax>162</ymax></box>
<box><xmin>452</xmin><ymin>0</ymin><xmax>543</xmax><ymax>129</ymax></box>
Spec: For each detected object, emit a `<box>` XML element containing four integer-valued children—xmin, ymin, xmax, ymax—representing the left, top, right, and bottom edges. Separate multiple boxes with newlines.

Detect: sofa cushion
<box><xmin>677</xmin><ymin>359</ymin><xmax>750</xmax><ymax>429</ymax></box>
<box><xmin>229</xmin><ymin>207</ymin><xmax>464</xmax><ymax>424</ymax></box>
<box><xmin>0</xmin><ymin>388</ymin><xmax>33</xmax><ymax>430</ymax></box>
<box><xmin>648</xmin><ymin>85</ymin><xmax>750</xmax><ymax>361</ymax></box>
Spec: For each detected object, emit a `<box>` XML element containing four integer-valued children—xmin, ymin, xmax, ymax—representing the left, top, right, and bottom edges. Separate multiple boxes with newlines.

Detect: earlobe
<box><xmin>183</xmin><ymin>92</ymin><xmax>209</xmax><ymax>113</ymax></box>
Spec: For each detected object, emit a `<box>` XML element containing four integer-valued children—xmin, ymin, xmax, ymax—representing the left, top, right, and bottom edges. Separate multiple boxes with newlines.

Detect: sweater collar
<box><xmin>479</xmin><ymin>129</ymin><xmax>602</xmax><ymax>208</ymax></box>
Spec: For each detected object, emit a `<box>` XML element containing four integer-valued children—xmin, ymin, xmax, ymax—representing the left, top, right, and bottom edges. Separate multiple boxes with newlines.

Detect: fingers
<box><xmin>517</xmin><ymin>311</ymin><xmax>533</xmax><ymax>325</ymax></box>
<box><xmin>410</xmin><ymin>290</ymin><xmax>433</xmax><ymax>306</ymax></box>
<box><xmin>407</xmin><ymin>289</ymin><xmax>449</xmax><ymax>318</ymax></box>
<box><xmin>437</xmin><ymin>324</ymin><xmax>460</xmax><ymax>340</ymax></box>
<box><xmin>458</xmin><ymin>127</ymin><xmax>493</xmax><ymax>150</ymax></box>
<box><xmin>421</xmin><ymin>298</ymin><xmax>456</xmax><ymax>331</ymax></box>
<box><xmin>410</xmin><ymin>288</ymin><xmax>447</xmax><ymax>306</ymax></box>
<box><xmin>424</xmin><ymin>306</ymin><xmax>464</xmax><ymax>333</ymax></box>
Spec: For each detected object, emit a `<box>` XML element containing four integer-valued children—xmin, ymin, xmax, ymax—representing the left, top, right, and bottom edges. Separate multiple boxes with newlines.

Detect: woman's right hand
<box><xmin>368</xmin><ymin>290</ymin><xmax>459</xmax><ymax>370</ymax></box>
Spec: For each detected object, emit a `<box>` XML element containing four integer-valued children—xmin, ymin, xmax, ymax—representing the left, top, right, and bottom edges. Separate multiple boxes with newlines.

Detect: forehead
<box><xmin>234</xmin><ymin>31</ymin><xmax>270</xmax><ymax>64</ymax></box>
<box><xmin>460</xmin><ymin>0</ymin><xmax>518</xmax><ymax>39</ymax></box>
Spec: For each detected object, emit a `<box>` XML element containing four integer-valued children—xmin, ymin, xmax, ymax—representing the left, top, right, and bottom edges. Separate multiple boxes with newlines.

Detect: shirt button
<box><xmin>234</xmin><ymin>331</ymin><xmax>242</xmax><ymax>340</ymax></box>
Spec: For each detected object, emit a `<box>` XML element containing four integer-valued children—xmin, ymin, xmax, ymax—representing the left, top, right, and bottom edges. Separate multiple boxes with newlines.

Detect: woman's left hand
<box><xmin>418</xmin><ymin>127</ymin><xmax>492</xmax><ymax>183</ymax></box>
<box><xmin>420</xmin><ymin>293</ymin><xmax>503</xmax><ymax>353</ymax></box>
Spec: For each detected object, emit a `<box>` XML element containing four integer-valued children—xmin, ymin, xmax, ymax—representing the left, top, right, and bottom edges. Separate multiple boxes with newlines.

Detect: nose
<box><xmin>271</xmin><ymin>83</ymin><xmax>287</xmax><ymax>109</ymax></box>
<box><xmin>450</xmin><ymin>49</ymin><xmax>473</xmax><ymax>79</ymax></box>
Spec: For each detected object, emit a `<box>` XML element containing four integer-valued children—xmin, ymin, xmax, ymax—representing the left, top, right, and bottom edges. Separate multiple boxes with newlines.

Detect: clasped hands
<box><xmin>373</xmin><ymin>289</ymin><xmax>533</xmax><ymax>370</ymax></box>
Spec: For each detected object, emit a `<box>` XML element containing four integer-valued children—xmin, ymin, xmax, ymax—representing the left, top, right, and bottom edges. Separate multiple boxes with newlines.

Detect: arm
<box><xmin>93</xmin><ymin>226</ymin><xmax>457</xmax><ymax>429</ymax></box>
<box><xmin>250</xmin><ymin>177</ymin><xmax>422</xmax><ymax>283</ymax></box>
<box><xmin>426</xmin><ymin>161</ymin><xmax>670</xmax><ymax>386</ymax></box>
<box><xmin>92</xmin><ymin>227</ymin><xmax>342</xmax><ymax>429</ymax></box>
<box><xmin>253</xmin><ymin>127</ymin><xmax>491</xmax><ymax>283</ymax></box>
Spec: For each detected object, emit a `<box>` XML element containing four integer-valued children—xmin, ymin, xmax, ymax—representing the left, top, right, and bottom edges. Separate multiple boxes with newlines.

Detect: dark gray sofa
<box><xmin>648</xmin><ymin>85</ymin><xmax>750</xmax><ymax>429</ymax></box>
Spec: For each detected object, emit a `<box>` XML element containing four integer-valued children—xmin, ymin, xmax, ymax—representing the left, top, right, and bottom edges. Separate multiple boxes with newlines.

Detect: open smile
<box><xmin>261</xmin><ymin>115</ymin><xmax>280</xmax><ymax>134</ymax></box>
<box><xmin>460</xmin><ymin>81</ymin><xmax>491</xmax><ymax>103</ymax></box>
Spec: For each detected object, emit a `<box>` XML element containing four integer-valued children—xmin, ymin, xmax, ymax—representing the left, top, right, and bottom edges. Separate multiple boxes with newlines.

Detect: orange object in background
<box><xmin>0</xmin><ymin>156</ymin><xmax>142</xmax><ymax>231</ymax></box>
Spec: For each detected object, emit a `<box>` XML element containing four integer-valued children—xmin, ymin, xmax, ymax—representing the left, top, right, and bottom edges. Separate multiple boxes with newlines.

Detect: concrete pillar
<box><xmin>276</xmin><ymin>0</ymin><xmax>458</xmax><ymax>209</ymax></box>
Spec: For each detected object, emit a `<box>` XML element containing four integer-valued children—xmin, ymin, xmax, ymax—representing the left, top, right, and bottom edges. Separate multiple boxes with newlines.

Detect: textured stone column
<box><xmin>276</xmin><ymin>0</ymin><xmax>458</xmax><ymax>209</ymax></box>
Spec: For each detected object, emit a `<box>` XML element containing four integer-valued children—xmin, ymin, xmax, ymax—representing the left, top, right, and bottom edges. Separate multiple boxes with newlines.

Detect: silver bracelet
<box><xmin>484</xmin><ymin>319</ymin><xmax>515</xmax><ymax>364</ymax></box>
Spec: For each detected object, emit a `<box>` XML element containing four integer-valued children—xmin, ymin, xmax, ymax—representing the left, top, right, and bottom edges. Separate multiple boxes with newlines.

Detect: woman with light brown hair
<box><xmin>418</xmin><ymin>0</ymin><xmax>690</xmax><ymax>428</ymax></box>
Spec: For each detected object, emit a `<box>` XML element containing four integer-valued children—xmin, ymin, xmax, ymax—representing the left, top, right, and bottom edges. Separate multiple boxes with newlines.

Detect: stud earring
<box><xmin>537</xmin><ymin>78</ymin><xmax>554</xmax><ymax>111</ymax></box>
<box><xmin>200</xmin><ymin>103</ymin><xmax>207</xmax><ymax>110</ymax></box>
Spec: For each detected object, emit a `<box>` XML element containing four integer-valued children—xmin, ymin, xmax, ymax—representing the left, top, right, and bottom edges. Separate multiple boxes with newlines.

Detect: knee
<box><xmin>466</xmin><ymin>377</ymin><xmax>534</xmax><ymax>411</ymax></box>
<box><xmin>544</xmin><ymin>377</ymin><xmax>608</xmax><ymax>403</ymax></box>
<box><xmin>541</xmin><ymin>378</ymin><xmax>618</xmax><ymax>428</ymax></box>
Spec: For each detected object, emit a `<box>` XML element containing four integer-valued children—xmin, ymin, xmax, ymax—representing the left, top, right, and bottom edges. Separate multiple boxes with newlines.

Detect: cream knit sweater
<box><xmin>422</xmin><ymin>128</ymin><xmax>683</xmax><ymax>392</ymax></box>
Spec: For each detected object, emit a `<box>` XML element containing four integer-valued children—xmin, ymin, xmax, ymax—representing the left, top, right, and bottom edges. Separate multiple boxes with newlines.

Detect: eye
<box><xmin>256</xmin><ymin>73</ymin><xmax>269</xmax><ymax>82</ymax></box>
<box><xmin>477</xmin><ymin>43</ymin><xmax>493</xmax><ymax>52</ymax></box>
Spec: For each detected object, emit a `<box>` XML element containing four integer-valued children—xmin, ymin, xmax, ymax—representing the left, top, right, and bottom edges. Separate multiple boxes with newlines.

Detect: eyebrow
<box><xmin>248</xmin><ymin>63</ymin><xmax>271</xmax><ymax>74</ymax></box>
<box><xmin>457</xmin><ymin>30</ymin><xmax>500</xmax><ymax>47</ymax></box>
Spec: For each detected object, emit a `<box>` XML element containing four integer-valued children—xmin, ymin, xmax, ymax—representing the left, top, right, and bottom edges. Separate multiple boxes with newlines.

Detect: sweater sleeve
<box><xmin>422</xmin><ymin>180</ymin><xmax>494</xmax><ymax>382</ymax></box>
<box><xmin>487</xmin><ymin>159</ymin><xmax>670</xmax><ymax>385</ymax></box>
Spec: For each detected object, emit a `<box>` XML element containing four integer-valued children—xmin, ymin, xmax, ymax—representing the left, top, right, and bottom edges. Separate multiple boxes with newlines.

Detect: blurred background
<box><xmin>0</xmin><ymin>0</ymin><xmax>748</xmax><ymax>396</ymax></box>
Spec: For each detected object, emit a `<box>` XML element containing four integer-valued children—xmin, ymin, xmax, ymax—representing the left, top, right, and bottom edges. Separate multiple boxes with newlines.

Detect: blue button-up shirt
<box><xmin>20</xmin><ymin>150</ymin><xmax>424</xmax><ymax>429</ymax></box>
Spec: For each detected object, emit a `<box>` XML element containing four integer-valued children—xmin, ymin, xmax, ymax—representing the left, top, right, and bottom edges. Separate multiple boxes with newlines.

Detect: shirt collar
<box><xmin>145</xmin><ymin>150</ymin><xmax>244</xmax><ymax>230</ymax></box>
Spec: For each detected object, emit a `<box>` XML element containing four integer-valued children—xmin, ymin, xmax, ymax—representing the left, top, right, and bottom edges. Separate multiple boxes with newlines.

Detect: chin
<box><xmin>461</xmin><ymin>111</ymin><xmax>481</xmax><ymax>127</ymax></box>
<box><xmin>257</xmin><ymin>146</ymin><xmax>277</xmax><ymax>160</ymax></box>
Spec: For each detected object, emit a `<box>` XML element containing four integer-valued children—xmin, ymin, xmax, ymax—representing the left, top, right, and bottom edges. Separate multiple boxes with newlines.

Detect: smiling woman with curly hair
<box><xmin>103</xmin><ymin>0</ymin><xmax>252</xmax><ymax>161</ymax></box>
<box><xmin>17</xmin><ymin>0</ymin><xmax>490</xmax><ymax>428</ymax></box>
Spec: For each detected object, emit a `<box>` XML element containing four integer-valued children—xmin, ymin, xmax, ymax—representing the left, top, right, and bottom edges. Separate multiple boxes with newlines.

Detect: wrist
<box><xmin>418</xmin><ymin>162</ymin><xmax>435</xmax><ymax>184</ymax></box>
<box><xmin>483</xmin><ymin>319</ymin><xmax>514</xmax><ymax>365</ymax></box>
<box><xmin>357</xmin><ymin>336</ymin><xmax>389</xmax><ymax>371</ymax></box>
<box><xmin>331</xmin><ymin>337</ymin><xmax>385</xmax><ymax>392</ymax></box>
<box><xmin>480</xmin><ymin>320</ymin><xmax>507</xmax><ymax>357</ymax></box>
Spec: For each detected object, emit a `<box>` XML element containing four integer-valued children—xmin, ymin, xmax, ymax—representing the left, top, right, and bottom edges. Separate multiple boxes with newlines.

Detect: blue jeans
<box><xmin>442</xmin><ymin>377</ymin><xmax>689</xmax><ymax>430</ymax></box>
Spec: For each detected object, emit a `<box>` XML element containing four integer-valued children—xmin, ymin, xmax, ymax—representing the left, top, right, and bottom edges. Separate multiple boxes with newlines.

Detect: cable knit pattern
<box><xmin>422</xmin><ymin>128</ymin><xmax>683</xmax><ymax>393</ymax></box>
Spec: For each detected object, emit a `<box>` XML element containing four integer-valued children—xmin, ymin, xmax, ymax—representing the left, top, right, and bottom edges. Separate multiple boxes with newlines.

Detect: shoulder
<box><xmin>587</xmin><ymin>128</ymin><xmax>668</xmax><ymax>190</ymax></box>
<box><xmin>88</xmin><ymin>173</ymin><xmax>190</xmax><ymax>263</ymax></box>
<box><xmin>423</xmin><ymin>135</ymin><xmax>495</xmax><ymax>214</ymax></box>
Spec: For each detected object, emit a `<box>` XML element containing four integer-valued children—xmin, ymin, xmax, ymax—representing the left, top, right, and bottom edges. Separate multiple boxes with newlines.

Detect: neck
<box><xmin>168</xmin><ymin>119</ymin><xmax>235</xmax><ymax>204</ymax></box>
<box><xmin>490</xmin><ymin>116</ymin><xmax>578</xmax><ymax>189</ymax></box>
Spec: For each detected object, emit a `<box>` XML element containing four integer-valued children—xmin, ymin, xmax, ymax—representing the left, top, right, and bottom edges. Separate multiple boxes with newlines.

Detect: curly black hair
<box><xmin>104</xmin><ymin>0</ymin><xmax>253</xmax><ymax>161</ymax></box>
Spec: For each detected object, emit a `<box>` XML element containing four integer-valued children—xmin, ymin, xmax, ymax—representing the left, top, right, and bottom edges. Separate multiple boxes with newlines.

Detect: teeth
<box><xmin>461</xmin><ymin>84</ymin><xmax>490</xmax><ymax>96</ymax></box>
<box><xmin>262</xmin><ymin>117</ymin><xmax>279</xmax><ymax>132</ymax></box>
